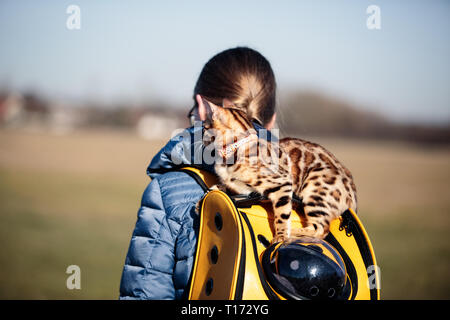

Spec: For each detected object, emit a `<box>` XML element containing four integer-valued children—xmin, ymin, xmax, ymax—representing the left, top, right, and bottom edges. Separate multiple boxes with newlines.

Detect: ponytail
<box><xmin>194</xmin><ymin>47</ymin><xmax>276</xmax><ymax>126</ymax></box>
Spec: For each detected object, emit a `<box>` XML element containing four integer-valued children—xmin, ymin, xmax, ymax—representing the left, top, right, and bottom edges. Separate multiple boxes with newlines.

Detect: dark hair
<box><xmin>193</xmin><ymin>47</ymin><xmax>277</xmax><ymax>126</ymax></box>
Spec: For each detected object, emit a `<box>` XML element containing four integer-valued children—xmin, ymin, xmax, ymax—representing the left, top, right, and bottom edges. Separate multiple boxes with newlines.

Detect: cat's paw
<box><xmin>209</xmin><ymin>184</ymin><xmax>227</xmax><ymax>192</ymax></box>
<box><xmin>270</xmin><ymin>234</ymin><xmax>289</xmax><ymax>245</ymax></box>
<box><xmin>209</xmin><ymin>184</ymin><xmax>220</xmax><ymax>191</ymax></box>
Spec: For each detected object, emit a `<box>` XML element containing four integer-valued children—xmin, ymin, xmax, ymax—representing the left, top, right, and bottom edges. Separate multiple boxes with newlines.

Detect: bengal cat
<box><xmin>200</xmin><ymin>98</ymin><xmax>357</xmax><ymax>244</ymax></box>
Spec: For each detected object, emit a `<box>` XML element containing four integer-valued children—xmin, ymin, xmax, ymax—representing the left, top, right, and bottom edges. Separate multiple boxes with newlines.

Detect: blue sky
<box><xmin>0</xmin><ymin>0</ymin><xmax>449</xmax><ymax>124</ymax></box>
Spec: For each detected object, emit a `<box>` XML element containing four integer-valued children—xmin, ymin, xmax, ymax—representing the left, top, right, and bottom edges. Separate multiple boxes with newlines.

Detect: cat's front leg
<box><xmin>266</xmin><ymin>186</ymin><xmax>293</xmax><ymax>245</ymax></box>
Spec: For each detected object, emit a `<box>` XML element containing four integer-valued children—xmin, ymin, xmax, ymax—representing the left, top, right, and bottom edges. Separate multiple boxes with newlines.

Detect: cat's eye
<box><xmin>187</xmin><ymin>104</ymin><xmax>197</xmax><ymax>126</ymax></box>
<box><xmin>187</xmin><ymin>105</ymin><xmax>195</xmax><ymax>119</ymax></box>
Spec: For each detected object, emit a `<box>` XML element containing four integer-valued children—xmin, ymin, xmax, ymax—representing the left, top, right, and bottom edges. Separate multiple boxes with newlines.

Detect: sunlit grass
<box><xmin>0</xmin><ymin>168</ymin><xmax>138</xmax><ymax>299</ymax></box>
<box><xmin>0</xmin><ymin>129</ymin><xmax>449</xmax><ymax>299</ymax></box>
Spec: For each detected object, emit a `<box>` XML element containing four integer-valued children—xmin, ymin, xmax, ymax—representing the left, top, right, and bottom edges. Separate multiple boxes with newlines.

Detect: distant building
<box><xmin>48</xmin><ymin>102</ymin><xmax>83</xmax><ymax>134</ymax></box>
<box><xmin>1</xmin><ymin>90</ymin><xmax>189</xmax><ymax>137</ymax></box>
<box><xmin>0</xmin><ymin>92</ymin><xmax>25</xmax><ymax>126</ymax></box>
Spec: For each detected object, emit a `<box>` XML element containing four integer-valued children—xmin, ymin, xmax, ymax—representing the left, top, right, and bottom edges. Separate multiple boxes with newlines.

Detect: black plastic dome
<box><xmin>262</xmin><ymin>237</ymin><xmax>349</xmax><ymax>300</ymax></box>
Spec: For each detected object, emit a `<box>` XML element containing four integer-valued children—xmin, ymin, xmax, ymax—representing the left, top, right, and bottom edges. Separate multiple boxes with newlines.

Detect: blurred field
<box><xmin>0</xmin><ymin>128</ymin><xmax>449</xmax><ymax>299</ymax></box>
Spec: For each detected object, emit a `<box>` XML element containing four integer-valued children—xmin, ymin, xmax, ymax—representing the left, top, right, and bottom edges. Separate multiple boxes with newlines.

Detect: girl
<box><xmin>119</xmin><ymin>47</ymin><xmax>277</xmax><ymax>299</ymax></box>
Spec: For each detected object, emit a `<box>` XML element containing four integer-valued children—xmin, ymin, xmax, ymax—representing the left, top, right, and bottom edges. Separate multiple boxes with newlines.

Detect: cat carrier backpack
<box><xmin>180</xmin><ymin>167</ymin><xmax>381</xmax><ymax>300</ymax></box>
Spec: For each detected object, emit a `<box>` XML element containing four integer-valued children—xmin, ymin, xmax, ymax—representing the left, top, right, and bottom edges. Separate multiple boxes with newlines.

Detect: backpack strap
<box><xmin>179</xmin><ymin>167</ymin><xmax>218</xmax><ymax>191</ymax></box>
<box><xmin>148</xmin><ymin>166</ymin><xmax>218</xmax><ymax>192</ymax></box>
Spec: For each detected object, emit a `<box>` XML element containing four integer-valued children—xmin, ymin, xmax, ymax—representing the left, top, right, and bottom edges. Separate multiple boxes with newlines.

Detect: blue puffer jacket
<box><xmin>119</xmin><ymin>123</ymin><xmax>273</xmax><ymax>299</ymax></box>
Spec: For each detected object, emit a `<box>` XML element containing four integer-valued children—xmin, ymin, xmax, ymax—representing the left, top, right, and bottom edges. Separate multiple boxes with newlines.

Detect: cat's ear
<box><xmin>196</xmin><ymin>94</ymin><xmax>217</xmax><ymax>124</ymax></box>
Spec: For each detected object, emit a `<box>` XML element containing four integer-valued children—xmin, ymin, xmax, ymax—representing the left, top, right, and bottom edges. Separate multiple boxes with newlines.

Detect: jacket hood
<box><xmin>147</xmin><ymin>121</ymin><xmax>277</xmax><ymax>179</ymax></box>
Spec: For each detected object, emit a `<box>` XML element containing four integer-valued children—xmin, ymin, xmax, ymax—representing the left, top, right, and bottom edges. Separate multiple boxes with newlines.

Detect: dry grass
<box><xmin>0</xmin><ymin>128</ymin><xmax>449</xmax><ymax>299</ymax></box>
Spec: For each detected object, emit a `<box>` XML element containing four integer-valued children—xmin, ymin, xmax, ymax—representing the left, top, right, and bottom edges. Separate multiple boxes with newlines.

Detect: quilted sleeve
<box><xmin>119</xmin><ymin>177</ymin><xmax>180</xmax><ymax>300</ymax></box>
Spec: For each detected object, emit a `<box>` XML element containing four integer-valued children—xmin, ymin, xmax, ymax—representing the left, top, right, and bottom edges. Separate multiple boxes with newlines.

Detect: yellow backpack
<box><xmin>181</xmin><ymin>167</ymin><xmax>381</xmax><ymax>300</ymax></box>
